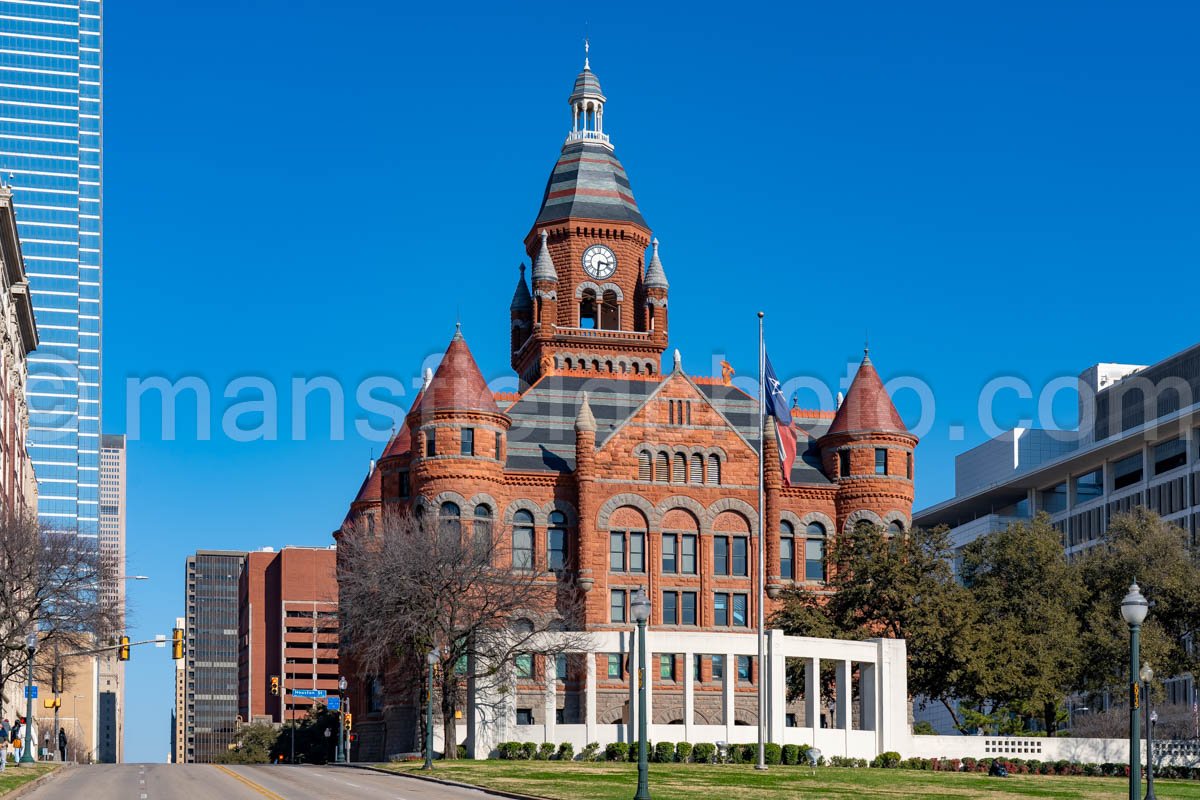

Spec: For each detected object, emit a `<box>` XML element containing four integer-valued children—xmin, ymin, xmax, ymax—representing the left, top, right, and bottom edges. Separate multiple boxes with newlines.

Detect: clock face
<box><xmin>582</xmin><ymin>244</ymin><xmax>617</xmax><ymax>280</ymax></box>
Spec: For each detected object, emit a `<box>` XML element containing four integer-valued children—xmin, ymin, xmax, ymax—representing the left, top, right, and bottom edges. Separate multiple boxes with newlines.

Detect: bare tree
<box><xmin>338</xmin><ymin>509</ymin><xmax>590</xmax><ymax>759</ymax></box>
<box><xmin>0</xmin><ymin>514</ymin><xmax>120</xmax><ymax>705</ymax></box>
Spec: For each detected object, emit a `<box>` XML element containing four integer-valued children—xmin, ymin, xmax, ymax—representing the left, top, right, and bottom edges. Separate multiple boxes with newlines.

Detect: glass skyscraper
<box><xmin>0</xmin><ymin>1</ymin><xmax>102</xmax><ymax>537</ymax></box>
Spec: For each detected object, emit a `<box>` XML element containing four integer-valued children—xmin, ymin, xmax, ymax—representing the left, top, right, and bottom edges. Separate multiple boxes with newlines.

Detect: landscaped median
<box><xmin>377</xmin><ymin>760</ymin><xmax>1200</xmax><ymax>800</ymax></box>
<box><xmin>0</xmin><ymin>763</ymin><xmax>60</xmax><ymax>796</ymax></box>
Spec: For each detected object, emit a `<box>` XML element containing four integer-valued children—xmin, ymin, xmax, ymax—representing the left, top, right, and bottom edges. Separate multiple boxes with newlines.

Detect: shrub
<box><xmin>654</xmin><ymin>742</ymin><xmax>676</xmax><ymax>763</ymax></box>
<box><xmin>556</xmin><ymin>742</ymin><xmax>574</xmax><ymax>761</ymax></box>
<box><xmin>521</xmin><ymin>741</ymin><xmax>538</xmax><ymax>760</ymax></box>
<box><xmin>605</xmin><ymin>742</ymin><xmax>629</xmax><ymax>761</ymax></box>
<box><xmin>764</xmin><ymin>743</ymin><xmax>782</xmax><ymax>765</ymax></box>
<box><xmin>497</xmin><ymin>742</ymin><xmax>523</xmax><ymax>760</ymax></box>
<box><xmin>675</xmin><ymin>741</ymin><xmax>692</xmax><ymax>764</ymax></box>
<box><xmin>1082</xmin><ymin>762</ymin><xmax>1100</xmax><ymax>777</ymax></box>
<box><xmin>872</xmin><ymin>751</ymin><xmax>901</xmax><ymax>769</ymax></box>
<box><xmin>782</xmin><ymin>744</ymin><xmax>800</xmax><ymax>765</ymax></box>
<box><xmin>628</xmin><ymin>741</ymin><xmax>649</xmax><ymax>762</ymax></box>
<box><xmin>946</xmin><ymin>758</ymin><xmax>961</xmax><ymax>773</ymax></box>
<box><xmin>961</xmin><ymin>757</ymin><xmax>977</xmax><ymax>772</ymax></box>
<box><xmin>457</xmin><ymin>744</ymin><xmax>468</xmax><ymax>759</ymax></box>
<box><xmin>912</xmin><ymin>720</ymin><xmax>936</xmax><ymax>735</ymax></box>
<box><xmin>580</xmin><ymin>742</ymin><xmax>600</xmax><ymax>762</ymax></box>
<box><xmin>692</xmin><ymin>743</ymin><xmax>716</xmax><ymax>764</ymax></box>
<box><xmin>536</xmin><ymin>742</ymin><xmax>555</xmax><ymax>760</ymax></box>
<box><xmin>739</xmin><ymin>744</ymin><xmax>757</xmax><ymax>764</ymax></box>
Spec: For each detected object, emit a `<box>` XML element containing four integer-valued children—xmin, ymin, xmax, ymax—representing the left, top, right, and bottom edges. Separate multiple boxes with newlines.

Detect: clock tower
<box><xmin>509</xmin><ymin>51</ymin><xmax>669</xmax><ymax>385</ymax></box>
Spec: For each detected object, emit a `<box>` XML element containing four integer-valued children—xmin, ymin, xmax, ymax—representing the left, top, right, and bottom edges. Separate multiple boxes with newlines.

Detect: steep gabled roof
<box><xmin>826</xmin><ymin>352</ymin><xmax>907</xmax><ymax>436</ymax></box>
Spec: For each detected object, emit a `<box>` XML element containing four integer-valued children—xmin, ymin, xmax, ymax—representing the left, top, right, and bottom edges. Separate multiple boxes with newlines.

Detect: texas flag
<box><xmin>764</xmin><ymin>353</ymin><xmax>797</xmax><ymax>486</ymax></box>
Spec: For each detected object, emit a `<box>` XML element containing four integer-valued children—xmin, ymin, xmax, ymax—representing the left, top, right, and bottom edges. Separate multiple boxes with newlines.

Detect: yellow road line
<box><xmin>212</xmin><ymin>764</ymin><xmax>288</xmax><ymax>800</ymax></box>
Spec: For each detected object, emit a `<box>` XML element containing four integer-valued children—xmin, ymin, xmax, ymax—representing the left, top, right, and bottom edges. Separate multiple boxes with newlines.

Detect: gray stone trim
<box><xmin>466</xmin><ymin>492</ymin><xmax>499</xmax><ymax>517</ymax></box>
<box><xmin>705</xmin><ymin>497</ymin><xmax>758</xmax><ymax>535</ymax></box>
<box><xmin>797</xmin><ymin>511</ymin><xmax>835</xmax><ymax>536</ymax></box>
<box><xmin>646</xmin><ymin>297</ymin><xmax>667</xmax><ymax>308</ymax></box>
<box><xmin>574</xmin><ymin>281</ymin><xmax>603</xmax><ymax>299</ymax></box>
<box><xmin>882</xmin><ymin>509</ymin><xmax>910</xmax><ymax>530</ymax></box>
<box><xmin>504</xmin><ymin>498</ymin><xmax>543</xmax><ymax>526</ymax></box>
<box><xmin>542</xmin><ymin>499</ymin><xmax>578</xmax><ymax>526</ymax></box>
<box><xmin>844</xmin><ymin>508</ymin><xmax>884</xmax><ymax>532</ymax></box>
<box><xmin>534</xmin><ymin>289</ymin><xmax>558</xmax><ymax>300</ymax></box>
<box><xmin>656</xmin><ymin>496</ymin><xmax>706</xmax><ymax>531</ymax></box>
<box><xmin>779</xmin><ymin>509</ymin><xmax>803</xmax><ymax>532</ymax></box>
<box><xmin>430</xmin><ymin>491</ymin><xmax>468</xmax><ymax>512</ymax></box>
<box><xmin>597</xmin><ymin>493</ymin><xmax>658</xmax><ymax>530</ymax></box>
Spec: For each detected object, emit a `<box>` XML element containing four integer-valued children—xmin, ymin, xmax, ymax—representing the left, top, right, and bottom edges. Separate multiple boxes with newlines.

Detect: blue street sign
<box><xmin>292</xmin><ymin>688</ymin><xmax>326</xmax><ymax>699</ymax></box>
<box><xmin>327</xmin><ymin>696</ymin><xmax>341</xmax><ymax>711</ymax></box>
<box><xmin>24</xmin><ymin>686</ymin><xmax>37</xmax><ymax>699</ymax></box>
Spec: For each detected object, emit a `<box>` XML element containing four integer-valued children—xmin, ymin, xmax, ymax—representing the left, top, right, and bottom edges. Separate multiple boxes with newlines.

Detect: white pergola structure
<box><xmin>466</xmin><ymin>630</ymin><xmax>910</xmax><ymax>761</ymax></box>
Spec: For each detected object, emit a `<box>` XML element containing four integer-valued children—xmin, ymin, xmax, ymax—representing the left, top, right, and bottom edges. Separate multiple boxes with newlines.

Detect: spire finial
<box><xmin>864</xmin><ymin>330</ymin><xmax>870</xmax><ymax>358</ymax></box>
<box><xmin>584</xmin><ymin>37</ymin><xmax>590</xmax><ymax>70</ymax></box>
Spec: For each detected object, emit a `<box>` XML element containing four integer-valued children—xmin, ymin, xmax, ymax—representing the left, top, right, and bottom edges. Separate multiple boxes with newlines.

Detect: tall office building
<box><xmin>97</xmin><ymin>433</ymin><xmax>124</xmax><ymax>762</ymax></box>
<box><xmin>0</xmin><ymin>1</ymin><xmax>104</xmax><ymax>537</ymax></box>
<box><xmin>172</xmin><ymin>617</ymin><xmax>185</xmax><ymax>764</ymax></box>
<box><xmin>183</xmin><ymin>550</ymin><xmax>245</xmax><ymax>763</ymax></box>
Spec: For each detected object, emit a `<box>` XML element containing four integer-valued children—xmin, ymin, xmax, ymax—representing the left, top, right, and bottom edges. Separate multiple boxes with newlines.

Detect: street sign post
<box><xmin>327</xmin><ymin>696</ymin><xmax>341</xmax><ymax>711</ymax></box>
<box><xmin>292</xmin><ymin>688</ymin><xmax>327</xmax><ymax>699</ymax></box>
<box><xmin>24</xmin><ymin>686</ymin><xmax>37</xmax><ymax>699</ymax></box>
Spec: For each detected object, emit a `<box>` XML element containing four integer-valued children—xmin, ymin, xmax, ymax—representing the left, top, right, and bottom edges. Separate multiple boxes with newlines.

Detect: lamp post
<box><xmin>630</xmin><ymin>586</ymin><xmax>651</xmax><ymax>800</ymax></box>
<box><xmin>423</xmin><ymin>647</ymin><xmax>440</xmax><ymax>771</ymax></box>
<box><xmin>1121</xmin><ymin>581</ymin><xmax>1149</xmax><ymax>800</ymax></box>
<box><xmin>20</xmin><ymin>633</ymin><xmax>37</xmax><ymax>763</ymax></box>
<box><xmin>336</xmin><ymin>676</ymin><xmax>347</xmax><ymax>764</ymax></box>
<box><xmin>1141</xmin><ymin>663</ymin><xmax>1156</xmax><ymax>800</ymax></box>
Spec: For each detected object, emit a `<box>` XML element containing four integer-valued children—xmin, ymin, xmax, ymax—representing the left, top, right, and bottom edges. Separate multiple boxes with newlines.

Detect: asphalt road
<box><xmin>22</xmin><ymin>763</ymin><xmax>512</xmax><ymax>800</ymax></box>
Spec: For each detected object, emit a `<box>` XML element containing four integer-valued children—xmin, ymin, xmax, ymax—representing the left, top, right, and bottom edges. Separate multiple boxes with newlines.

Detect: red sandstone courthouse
<box><xmin>339</xmin><ymin>56</ymin><xmax>917</xmax><ymax>760</ymax></box>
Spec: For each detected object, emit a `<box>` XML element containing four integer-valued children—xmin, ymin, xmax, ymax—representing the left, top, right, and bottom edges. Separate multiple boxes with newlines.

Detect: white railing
<box><xmin>565</xmin><ymin>130</ymin><xmax>611</xmax><ymax>145</ymax></box>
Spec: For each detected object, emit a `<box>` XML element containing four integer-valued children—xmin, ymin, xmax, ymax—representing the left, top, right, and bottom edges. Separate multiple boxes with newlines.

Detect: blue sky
<box><xmin>106</xmin><ymin>1</ymin><xmax>1199</xmax><ymax>761</ymax></box>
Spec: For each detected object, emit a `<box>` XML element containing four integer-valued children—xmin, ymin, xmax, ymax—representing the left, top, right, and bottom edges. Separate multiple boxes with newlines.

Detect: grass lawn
<box><xmin>382</xmin><ymin>761</ymin><xmax>1200</xmax><ymax>800</ymax></box>
<box><xmin>0</xmin><ymin>763</ymin><xmax>58</xmax><ymax>795</ymax></box>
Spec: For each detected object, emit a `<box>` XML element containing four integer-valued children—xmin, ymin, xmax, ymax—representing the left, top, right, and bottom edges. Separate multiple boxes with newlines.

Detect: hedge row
<box><xmin>871</xmin><ymin>752</ymin><xmax>1200</xmax><ymax>781</ymax></box>
<box><xmin>496</xmin><ymin>741</ymin><xmax>820</xmax><ymax>765</ymax></box>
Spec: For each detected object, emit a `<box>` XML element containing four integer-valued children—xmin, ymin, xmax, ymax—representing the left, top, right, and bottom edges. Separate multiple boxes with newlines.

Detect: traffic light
<box><xmin>171</xmin><ymin>627</ymin><xmax>184</xmax><ymax>660</ymax></box>
<box><xmin>118</xmin><ymin>635</ymin><xmax>130</xmax><ymax>661</ymax></box>
<box><xmin>344</xmin><ymin>713</ymin><xmax>352</xmax><ymax>731</ymax></box>
<box><xmin>270</xmin><ymin>675</ymin><xmax>280</xmax><ymax>696</ymax></box>
<box><xmin>52</xmin><ymin>665</ymin><xmax>63</xmax><ymax>694</ymax></box>
<box><xmin>42</xmin><ymin>698</ymin><xmax>60</xmax><ymax>709</ymax></box>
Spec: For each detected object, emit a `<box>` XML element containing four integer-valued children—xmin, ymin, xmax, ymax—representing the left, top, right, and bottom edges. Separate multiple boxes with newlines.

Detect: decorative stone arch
<box><xmin>597</xmin><ymin>493</ymin><xmax>658</xmax><ymax>531</ymax></box>
<box><xmin>656</xmin><ymin>496</ymin><xmax>706</xmax><ymax>533</ymax></box>
<box><xmin>654</xmin><ymin>706</ymin><xmax>685</xmax><ymax>724</ymax></box>
<box><xmin>778</xmin><ymin>509</ymin><xmax>804</xmax><ymax>531</ymax></box>
<box><xmin>843</xmin><ymin>508</ymin><xmax>884</xmax><ymax>533</ymax></box>
<box><xmin>882</xmin><ymin>510</ymin><xmax>910</xmax><ymax>532</ymax></box>
<box><xmin>430</xmin><ymin>490</ymin><xmax>468</xmax><ymax>512</ymax></box>
<box><xmin>616</xmin><ymin>358</ymin><xmax>629</xmax><ymax>374</ymax></box>
<box><xmin>691</xmin><ymin>708</ymin><xmax>715</xmax><ymax>725</ymax></box>
<box><xmin>466</xmin><ymin>492</ymin><xmax>499</xmax><ymax>517</ymax></box>
<box><xmin>700</xmin><ymin>446</ymin><xmax>728</xmax><ymax>461</ymax></box>
<box><xmin>705</xmin><ymin>497</ymin><xmax>759</xmax><ymax>535</ymax></box>
<box><xmin>733</xmin><ymin>708</ymin><xmax>759</xmax><ymax>726</ymax></box>
<box><xmin>542</xmin><ymin>499</ymin><xmax>578</xmax><ymax>527</ymax></box>
<box><xmin>598</xmin><ymin>282</ymin><xmax>624</xmax><ymax>301</ymax></box>
<box><xmin>796</xmin><ymin>511</ymin><xmax>835</xmax><ymax>535</ymax></box>
<box><xmin>598</xmin><ymin>706</ymin><xmax>627</xmax><ymax>725</ymax></box>
<box><xmin>574</xmin><ymin>281</ymin><xmax>603</xmax><ymax>299</ymax></box>
<box><xmin>504</xmin><ymin>498</ymin><xmax>544</xmax><ymax>526</ymax></box>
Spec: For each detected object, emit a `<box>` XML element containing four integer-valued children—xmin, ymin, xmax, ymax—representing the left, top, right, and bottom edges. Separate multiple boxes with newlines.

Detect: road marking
<box><xmin>212</xmin><ymin>765</ymin><xmax>288</xmax><ymax>800</ymax></box>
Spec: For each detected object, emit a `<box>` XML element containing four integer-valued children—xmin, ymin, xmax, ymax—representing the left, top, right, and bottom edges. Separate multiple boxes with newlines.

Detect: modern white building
<box><xmin>916</xmin><ymin>342</ymin><xmax>1200</xmax><ymax>719</ymax></box>
<box><xmin>97</xmin><ymin>433</ymin><xmax>124</xmax><ymax>761</ymax></box>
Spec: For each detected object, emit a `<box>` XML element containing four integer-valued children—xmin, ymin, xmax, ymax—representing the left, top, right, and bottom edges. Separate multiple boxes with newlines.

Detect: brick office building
<box><xmin>339</xmin><ymin>56</ymin><xmax>917</xmax><ymax>759</ymax></box>
<box><xmin>238</xmin><ymin>546</ymin><xmax>339</xmax><ymax>726</ymax></box>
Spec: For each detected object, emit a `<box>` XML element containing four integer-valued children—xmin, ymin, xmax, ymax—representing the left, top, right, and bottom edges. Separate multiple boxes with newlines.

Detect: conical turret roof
<box><xmin>417</xmin><ymin>327</ymin><xmax>499</xmax><ymax>415</ymax></box>
<box><xmin>826</xmin><ymin>351</ymin><xmax>907</xmax><ymax>436</ymax></box>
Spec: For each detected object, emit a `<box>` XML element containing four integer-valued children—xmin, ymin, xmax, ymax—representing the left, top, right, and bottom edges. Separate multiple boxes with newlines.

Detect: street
<box><xmin>21</xmin><ymin>763</ymin><xmax>512</xmax><ymax>800</ymax></box>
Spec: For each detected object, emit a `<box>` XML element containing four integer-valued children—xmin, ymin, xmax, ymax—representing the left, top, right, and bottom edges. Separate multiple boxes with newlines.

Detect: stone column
<box><xmin>683</xmin><ymin>650</ymin><xmax>695</xmax><ymax>743</ymax></box>
<box><xmin>724</xmin><ymin>651</ymin><xmax>736</xmax><ymax>743</ymax></box>
<box><xmin>768</xmin><ymin>630</ymin><xmax>786</xmax><ymax>742</ymax></box>
<box><xmin>804</xmin><ymin>657</ymin><xmax>819</xmax><ymax>732</ymax></box>
<box><xmin>585</xmin><ymin>651</ymin><xmax>597</xmax><ymax>744</ymax></box>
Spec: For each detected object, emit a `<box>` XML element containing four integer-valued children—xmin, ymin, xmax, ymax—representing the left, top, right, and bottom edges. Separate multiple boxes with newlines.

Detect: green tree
<box><xmin>772</xmin><ymin>524</ymin><xmax>977</xmax><ymax>728</ymax></box>
<box><xmin>216</xmin><ymin>723</ymin><xmax>279</xmax><ymax>764</ymax></box>
<box><xmin>270</xmin><ymin>705</ymin><xmax>341</xmax><ymax>764</ymax></box>
<box><xmin>1075</xmin><ymin>508</ymin><xmax>1200</xmax><ymax>696</ymax></box>
<box><xmin>958</xmin><ymin>513</ymin><xmax>1081</xmax><ymax>734</ymax></box>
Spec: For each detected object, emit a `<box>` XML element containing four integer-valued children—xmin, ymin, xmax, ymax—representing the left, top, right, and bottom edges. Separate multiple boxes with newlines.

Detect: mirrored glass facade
<box><xmin>0</xmin><ymin>1</ymin><xmax>102</xmax><ymax>537</ymax></box>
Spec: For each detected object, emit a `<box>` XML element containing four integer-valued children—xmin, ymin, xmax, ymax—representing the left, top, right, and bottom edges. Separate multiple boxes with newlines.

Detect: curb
<box><xmin>332</xmin><ymin>762</ymin><xmax>549</xmax><ymax>800</ymax></box>
<box><xmin>4</xmin><ymin>764</ymin><xmax>68</xmax><ymax>799</ymax></box>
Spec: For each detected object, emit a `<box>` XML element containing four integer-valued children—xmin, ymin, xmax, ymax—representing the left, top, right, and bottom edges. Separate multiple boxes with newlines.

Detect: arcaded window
<box><xmin>512</xmin><ymin>509</ymin><xmax>534</xmax><ymax>570</ymax></box>
<box><xmin>548</xmin><ymin>510</ymin><xmax>568</xmax><ymax>571</ymax></box>
<box><xmin>579</xmin><ymin>288</ymin><xmax>598</xmax><ymax>329</ymax></box>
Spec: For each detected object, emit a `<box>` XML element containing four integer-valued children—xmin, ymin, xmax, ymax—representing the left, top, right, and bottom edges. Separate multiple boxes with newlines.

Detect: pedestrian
<box><xmin>58</xmin><ymin>728</ymin><xmax>66</xmax><ymax>762</ymax></box>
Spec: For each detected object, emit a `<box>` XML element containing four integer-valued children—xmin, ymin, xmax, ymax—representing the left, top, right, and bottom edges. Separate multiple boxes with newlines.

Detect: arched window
<box><xmin>548</xmin><ymin>510</ymin><xmax>568</xmax><ymax>571</ymax></box>
<box><xmin>440</xmin><ymin>502</ymin><xmax>461</xmax><ymax>536</ymax></box>
<box><xmin>600</xmin><ymin>289</ymin><xmax>620</xmax><ymax>330</ymax></box>
<box><xmin>656</xmin><ymin>452</ymin><xmax>670</xmax><ymax>483</ymax></box>
<box><xmin>637</xmin><ymin>451</ymin><xmax>651</xmax><ymax>481</ymax></box>
<box><xmin>887</xmin><ymin>520</ymin><xmax>904</xmax><ymax>535</ymax></box>
<box><xmin>780</xmin><ymin>520</ymin><xmax>795</xmax><ymax>580</ymax></box>
<box><xmin>690</xmin><ymin>454</ymin><xmax>703</xmax><ymax>483</ymax></box>
<box><xmin>579</xmin><ymin>289</ymin><xmax>598</xmax><ymax>329</ymax></box>
<box><xmin>706</xmin><ymin>454</ymin><xmax>721</xmax><ymax>485</ymax></box>
<box><xmin>513</xmin><ymin>509</ymin><xmax>534</xmax><ymax>570</ymax></box>
<box><xmin>673</xmin><ymin>453</ymin><xmax>686</xmax><ymax>483</ymax></box>
<box><xmin>473</xmin><ymin>504</ymin><xmax>493</xmax><ymax>547</ymax></box>
<box><xmin>805</xmin><ymin>522</ymin><xmax>826</xmax><ymax>582</ymax></box>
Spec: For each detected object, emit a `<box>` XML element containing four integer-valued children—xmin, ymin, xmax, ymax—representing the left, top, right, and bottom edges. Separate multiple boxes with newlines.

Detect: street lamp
<box><xmin>1140</xmin><ymin>663</ymin><xmax>1156</xmax><ymax>800</ymax></box>
<box><xmin>630</xmin><ymin>586</ymin><xmax>651</xmax><ymax>800</ymax></box>
<box><xmin>20</xmin><ymin>633</ymin><xmax>37</xmax><ymax>763</ymax></box>
<box><xmin>1121</xmin><ymin>581</ymin><xmax>1149</xmax><ymax>800</ymax></box>
<box><xmin>337</xmin><ymin>675</ymin><xmax>348</xmax><ymax>764</ymax></box>
<box><xmin>423</xmin><ymin>647</ymin><xmax>440</xmax><ymax>771</ymax></box>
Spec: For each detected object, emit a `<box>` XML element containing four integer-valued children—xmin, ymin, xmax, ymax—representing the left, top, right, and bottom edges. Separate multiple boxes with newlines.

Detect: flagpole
<box><xmin>756</xmin><ymin>311</ymin><xmax>767</xmax><ymax>771</ymax></box>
